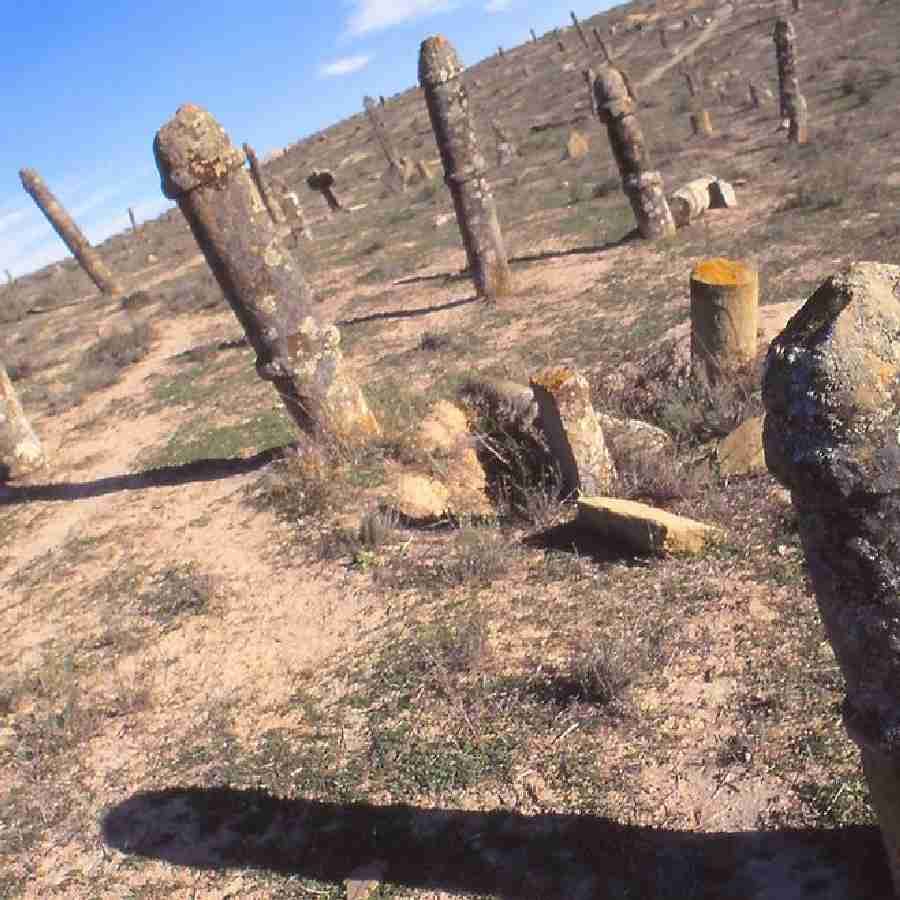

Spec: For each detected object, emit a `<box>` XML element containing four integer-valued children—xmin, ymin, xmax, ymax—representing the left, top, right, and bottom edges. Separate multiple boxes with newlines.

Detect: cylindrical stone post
<box><xmin>774</xmin><ymin>17</ymin><xmax>808</xmax><ymax>144</ymax></box>
<box><xmin>791</xmin><ymin>0</ymin><xmax>801</xmax><ymax>12</ymax></box>
<box><xmin>1</xmin><ymin>361</ymin><xmax>46</xmax><ymax>480</ymax></box>
<box><xmin>593</xmin><ymin>29</ymin><xmax>610</xmax><ymax>63</ymax></box>
<box><xmin>154</xmin><ymin>104</ymin><xmax>379</xmax><ymax>448</ymax></box>
<box><xmin>244</xmin><ymin>142</ymin><xmax>287</xmax><ymax>225</ymax></box>
<box><xmin>570</xmin><ymin>11</ymin><xmax>591</xmax><ymax>51</ymax></box>
<box><xmin>660</xmin><ymin>26</ymin><xmax>669</xmax><ymax>50</ymax></box>
<box><xmin>763</xmin><ymin>263</ymin><xmax>900</xmax><ymax>896</ymax></box>
<box><xmin>689</xmin><ymin>258</ymin><xmax>758</xmax><ymax>382</ymax></box>
<box><xmin>281</xmin><ymin>191</ymin><xmax>313</xmax><ymax>240</ymax></box>
<box><xmin>690</xmin><ymin>108</ymin><xmax>714</xmax><ymax>137</ymax></box>
<box><xmin>419</xmin><ymin>35</ymin><xmax>512</xmax><ymax>301</ymax></box>
<box><xmin>19</xmin><ymin>168</ymin><xmax>123</xmax><ymax>296</ymax></box>
<box><xmin>363</xmin><ymin>96</ymin><xmax>405</xmax><ymax>191</ymax></box>
<box><xmin>591</xmin><ymin>65</ymin><xmax>676</xmax><ymax>240</ymax></box>
<box><xmin>530</xmin><ymin>28</ymin><xmax>537</xmax><ymax>43</ymax></box>
<box><xmin>748</xmin><ymin>82</ymin><xmax>761</xmax><ymax>108</ymax></box>
<box><xmin>128</xmin><ymin>207</ymin><xmax>139</xmax><ymax>233</ymax></box>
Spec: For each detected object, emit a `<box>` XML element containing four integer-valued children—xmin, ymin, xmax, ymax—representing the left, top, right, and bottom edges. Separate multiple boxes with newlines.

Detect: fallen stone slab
<box><xmin>577</xmin><ymin>496</ymin><xmax>723</xmax><ymax>556</ymax></box>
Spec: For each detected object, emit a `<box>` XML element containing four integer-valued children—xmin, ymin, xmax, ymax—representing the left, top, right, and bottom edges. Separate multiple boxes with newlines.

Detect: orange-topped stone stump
<box><xmin>690</xmin><ymin>257</ymin><xmax>759</xmax><ymax>382</ymax></box>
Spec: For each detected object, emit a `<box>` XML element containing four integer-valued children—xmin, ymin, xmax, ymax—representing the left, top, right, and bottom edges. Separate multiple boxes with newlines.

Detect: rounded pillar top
<box><xmin>691</xmin><ymin>258</ymin><xmax>756</xmax><ymax>287</ymax></box>
<box><xmin>763</xmin><ymin>262</ymin><xmax>900</xmax><ymax>501</ymax></box>
<box><xmin>592</xmin><ymin>65</ymin><xmax>635</xmax><ymax>120</ymax></box>
<box><xmin>154</xmin><ymin>103</ymin><xmax>247</xmax><ymax>200</ymax></box>
<box><xmin>19</xmin><ymin>168</ymin><xmax>42</xmax><ymax>188</ymax></box>
<box><xmin>773</xmin><ymin>16</ymin><xmax>795</xmax><ymax>41</ymax></box>
<box><xmin>419</xmin><ymin>35</ymin><xmax>464</xmax><ymax>87</ymax></box>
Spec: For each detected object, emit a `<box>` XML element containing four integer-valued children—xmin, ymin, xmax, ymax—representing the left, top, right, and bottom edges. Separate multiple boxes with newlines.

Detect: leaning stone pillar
<box><xmin>244</xmin><ymin>142</ymin><xmax>287</xmax><ymax>225</ymax></box>
<box><xmin>774</xmin><ymin>17</ymin><xmax>809</xmax><ymax>144</ymax></box>
<box><xmin>364</xmin><ymin>96</ymin><xmax>406</xmax><ymax>192</ymax></box>
<box><xmin>1</xmin><ymin>361</ymin><xmax>46</xmax><ymax>480</ymax></box>
<box><xmin>592</xmin><ymin>66</ymin><xmax>676</xmax><ymax>240</ymax></box>
<box><xmin>306</xmin><ymin>171</ymin><xmax>344</xmax><ymax>213</ymax></box>
<box><xmin>570</xmin><ymin>11</ymin><xmax>591</xmax><ymax>51</ymax></box>
<box><xmin>19</xmin><ymin>169</ymin><xmax>123</xmax><ymax>296</ymax></box>
<box><xmin>419</xmin><ymin>35</ymin><xmax>512</xmax><ymax>300</ymax></box>
<box><xmin>154</xmin><ymin>104</ymin><xmax>379</xmax><ymax>449</ymax></box>
<box><xmin>763</xmin><ymin>263</ymin><xmax>900</xmax><ymax>896</ymax></box>
<box><xmin>690</xmin><ymin>258</ymin><xmax>758</xmax><ymax>382</ymax></box>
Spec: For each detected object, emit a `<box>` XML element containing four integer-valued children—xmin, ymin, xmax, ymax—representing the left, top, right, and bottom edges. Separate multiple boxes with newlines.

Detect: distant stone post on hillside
<box><xmin>1</xmin><ymin>361</ymin><xmax>46</xmax><ymax>480</ymax></box>
<box><xmin>243</xmin><ymin>142</ymin><xmax>287</xmax><ymax>225</ymax></box>
<box><xmin>128</xmin><ymin>206</ymin><xmax>140</xmax><ymax>236</ymax></box>
<box><xmin>593</xmin><ymin>28</ymin><xmax>610</xmax><ymax>62</ymax></box>
<box><xmin>553</xmin><ymin>28</ymin><xmax>565</xmax><ymax>52</ymax></box>
<box><xmin>763</xmin><ymin>263</ymin><xmax>900</xmax><ymax>898</ymax></box>
<box><xmin>154</xmin><ymin>104</ymin><xmax>380</xmax><ymax>450</ymax></box>
<box><xmin>19</xmin><ymin>168</ymin><xmax>123</xmax><ymax>297</ymax></box>
<box><xmin>689</xmin><ymin>258</ymin><xmax>758</xmax><ymax>383</ymax></box>
<box><xmin>748</xmin><ymin>81</ymin><xmax>761</xmax><ymax>109</ymax></box>
<box><xmin>683</xmin><ymin>69</ymin><xmax>714</xmax><ymax>137</ymax></box>
<box><xmin>530</xmin><ymin>28</ymin><xmax>538</xmax><ymax>43</ymax></box>
<box><xmin>363</xmin><ymin>95</ymin><xmax>407</xmax><ymax>192</ymax></box>
<box><xmin>419</xmin><ymin>35</ymin><xmax>512</xmax><ymax>301</ymax></box>
<box><xmin>570</xmin><ymin>11</ymin><xmax>591</xmax><ymax>51</ymax></box>
<box><xmin>659</xmin><ymin>24</ymin><xmax>669</xmax><ymax>50</ymax></box>
<box><xmin>591</xmin><ymin>65</ymin><xmax>676</xmax><ymax>240</ymax></box>
<box><xmin>306</xmin><ymin>170</ymin><xmax>344</xmax><ymax>213</ymax></box>
<box><xmin>774</xmin><ymin>17</ymin><xmax>809</xmax><ymax>144</ymax></box>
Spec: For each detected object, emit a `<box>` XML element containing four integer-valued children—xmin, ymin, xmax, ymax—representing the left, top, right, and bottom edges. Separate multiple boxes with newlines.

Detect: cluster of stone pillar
<box><xmin>154</xmin><ymin>104</ymin><xmax>379</xmax><ymax>451</ymax></box>
<box><xmin>418</xmin><ymin>35</ymin><xmax>512</xmax><ymax>301</ymax></box>
<box><xmin>590</xmin><ymin>65</ymin><xmax>676</xmax><ymax>240</ymax></box>
<box><xmin>773</xmin><ymin>17</ymin><xmax>808</xmax><ymax>144</ymax></box>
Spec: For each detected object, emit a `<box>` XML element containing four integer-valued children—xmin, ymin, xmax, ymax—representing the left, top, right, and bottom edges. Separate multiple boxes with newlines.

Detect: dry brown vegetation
<box><xmin>2</xmin><ymin>0</ymin><xmax>900</xmax><ymax>896</ymax></box>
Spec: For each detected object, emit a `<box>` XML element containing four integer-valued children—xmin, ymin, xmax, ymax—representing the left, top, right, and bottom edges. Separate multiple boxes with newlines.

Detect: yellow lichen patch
<box><xmin>692</xmin><ymin>258</ymin><xmax>755</xmax><ymax>286</ymax></box>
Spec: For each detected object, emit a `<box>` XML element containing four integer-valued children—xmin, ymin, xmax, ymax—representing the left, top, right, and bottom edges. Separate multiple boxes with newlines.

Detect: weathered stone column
<box><xmin>684</xmin><ymin>70</ymin><xmax>713</xmax><ymax>137</ymax></box>
<box><xmin>570</xmin><ymin>11</ymin><xmax>591</xmax><ymax>51</ymax></box>
<box><xmin>280</xmin><ymin>190</ymin><xmax>313</xmax><ymax>240</ymax></box>
<box><xmin>1</xmin><ymin>361</ymin><xmax>46</xmax><ymax>480</ymax></box>
<box><xmin>659</xmin><ymin>25</ymin><xmax>669</xmax><ymax>50</ymax></box>
<box><xmin>530</xmin><ymin>28</ymin><xmax>537</xmax><ymax>43</ymax></box>
<box><xmin>244</xmin><ymin>142</ymin><xmax>287</xmax><ymax>225</ymax></box>
<box><xmin>419</xmin><ymin>35</ymin><xmax>512</xmax><ymax>300</ymax></box>
<box><xmin>128</xmin><ymin>207</ymin><xmax>139</xmax><ymax>234</ymax></box>
<box><xmin>748</xmin><ymin>82</ymin><xmax>761</xmax><ymax>109</ymax></box>
<box><xmin>763</xmin><ymin>263</ymin><xmax>900</xmax><ymax>896</ymax></box>
<box><xmin>363</xmin><ymin>96</ymin><xmax>406</xmax><ymax>192</ymax></box>
<box><xmin>19</xmin><ymin>168</ymin><xmax>123</xmax><ymax>296</ymax></box>
<box><xmin>774</xmin><ymin>17</ymin><xmax>809</xmax><ymax>144</ymax></box>
<box><xmin>592</xmin><ymin>65</ymin><xmax>676</xmax><ymax>240</ymax></box>
<box><xmin>154</xmin><ymin>104</ymin><xmax>379</xmax><ymax>449</ymax></box>
<box><xmin>690</xmin><ymin>258</ymin><xmax>758</xmax><ymax>382</ymax></box>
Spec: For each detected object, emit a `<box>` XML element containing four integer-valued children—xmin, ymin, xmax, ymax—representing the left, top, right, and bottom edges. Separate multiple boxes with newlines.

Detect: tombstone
<box><xmin>492</xmin><ymin>121</ymin><xmax>518</xmax><ymax>167</ymax></box>
<box><xmin>763</xmin><ymin>263</ymin><xmax>900</xmax><ymax>897</ymax></box>
<box><xmin>570</xmin><ymin>10</ymin><xmax>591</xmax><ymax>51</ymax></box>
<box><xmin>307</xmin><ymin>170</ymin><xmax>344</xmax><ymax>213</ymax></box>
<box><xmin>530</xmin><ymin>28</ymin><xmax>538</xmax><ymax>43</ymax></box>
<box><xmin>419</xmin><ymin>35</ymin><xmax>512</xmax><ymax>300</ymax></box>
<box><xmin>591</xmin><ymin>66</ymin><xmax>675</xmax><ymax>239</ymax></box>
<box><xmin>593</xmin><ymin>29</ymin><xmax>610</xmax><ymax>62</ymax></box>
<box><xmin>774</xmin><ymin>17</ymin><xmax>809</xmax><ymax>143</ymax></box>
<box><xmin>363</xmin><ymin>96</ymin><xmax>407</xmax><ymax>192</ymax></box>
<box><xmin>280</xmin><ymin>190</ymin><xmax>313</xmax><ymax>240</ymax></box>
<box><xmin>244</xmin><ymin>142</ymin><xmax>287</xmax><ymax>225</ymax></box>
<box><xmin>0</xmin><ymin>361</ymin><xmax>46</xmax><ymax>480</ymax></box>
<box><xmin>19</xmin><ymin>168</ymin><xmax>123</xmax><ymax>296</ymax></box>
<box><xmin>748</xmin><ymin>81</ymin><xmax>761</xmax><ymax>108</ymax></box>
<box><xmin>153</xmin><ymin>104</ymin><xmax>379</xmax><ymax>450</ymax></box>
<box><xmin>690</xmin><ymin>258</ymin><xmax>758</xmax><ymax>382</ymax></box>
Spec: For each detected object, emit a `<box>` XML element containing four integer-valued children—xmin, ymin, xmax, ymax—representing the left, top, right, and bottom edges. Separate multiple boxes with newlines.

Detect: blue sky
<box><xmin>1</xmin><ymin>0</ymin><xmax>613</xmax><ymax>277</ymax></box>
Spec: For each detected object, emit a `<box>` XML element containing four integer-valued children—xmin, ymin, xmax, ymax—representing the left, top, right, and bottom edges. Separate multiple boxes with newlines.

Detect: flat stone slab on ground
<box><xmin>577</xmin><ymin>496</ymin><xmax>723</xmax><ymax>556</ymax></box>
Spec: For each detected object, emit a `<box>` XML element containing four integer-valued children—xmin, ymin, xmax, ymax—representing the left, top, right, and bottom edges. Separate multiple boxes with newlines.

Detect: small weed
<box><xmin>139</xmin><ymin>563</ymin><xmax>214</xmax><ymax>625</ymax></box>
<box><xmin>417</xmin><ymin>330</ymin><xmax>453</xmax><ymax>352</ymax></box>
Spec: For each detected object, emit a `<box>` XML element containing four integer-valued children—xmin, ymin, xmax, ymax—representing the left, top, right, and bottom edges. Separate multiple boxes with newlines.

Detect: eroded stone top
<box><xmin>592</xmin><ymin>65</ymin><xmax>635</xmax><ymax>121</ymax></box>
<box><xmin>692</xmin><ymin>258</ymin><xmax>756</xmax><ymax>287</ymax></box>
<box><xmin>419</xmin><ymin>35</ymin><xmax>465</xmax><ymax>87</ymax></box>
<box><xmin>154</xmin><ymin>103</ymin><xmax>246</xmax><ymax>199</ymax></box>
<box><xmin>763</xmin><ymin>262</ymin><xmax>900</xmax><ymax>501</ymax></box>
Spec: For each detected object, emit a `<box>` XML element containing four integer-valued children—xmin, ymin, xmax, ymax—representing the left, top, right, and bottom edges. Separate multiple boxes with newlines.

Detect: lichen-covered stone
<box><xmin>0</xmin><ymin>362</ymin><xmax>46</xmax><ymax>480</ymax></box>
<box><xmin>718</xmin><ymin>416</ymin><xmax>766</xmax><ymax>476</ymax></box>
<box><xmin>419</xmin><ymin>35</ymin><xmax>512</xmax><ymax>300</ymax></box>
<box><xmin>577</xmin><ymin>497</ymin><xmax>723</xmax><ymax>556</ymax></box>
<box><xmin>531</xmin><ymin>366</ymin><xmax>616</xmax><ymax>497</ymax></box>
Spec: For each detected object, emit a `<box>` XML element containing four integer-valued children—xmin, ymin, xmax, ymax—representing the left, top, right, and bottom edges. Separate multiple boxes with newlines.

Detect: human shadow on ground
<box><xmin>391</xmin><ymin>232</ymin><xmax>640</xmax><ymax>288</ymax></box>
<box><xmin>0</xmin><ymin>447</ymin><xmax>284</xmax><ymax>506</ymax></box>
<box><xmin>101</xmin><ymin>784</ymin><xmax>892</xmax><ymax>899</ymax></box>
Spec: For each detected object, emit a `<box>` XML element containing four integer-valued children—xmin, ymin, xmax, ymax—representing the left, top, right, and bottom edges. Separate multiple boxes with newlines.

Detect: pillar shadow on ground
<box><xmin>391</xmin><ymin>231</ymin><xmax>640</xmax><ymax>288</ymax></box>
<box><xmin>0</xmin><ymin>447</ymin><xmax>285</xmax><ymax>506</ymax></box>
<box><xmin>336</xmin><ymin>294</ymin><xmax>479</xmax><ymax>328</ymax></box>
<box><xmin>101</xmin><ymin>785</ymin><xmax>893</xmax><ymax>899</ymax></box>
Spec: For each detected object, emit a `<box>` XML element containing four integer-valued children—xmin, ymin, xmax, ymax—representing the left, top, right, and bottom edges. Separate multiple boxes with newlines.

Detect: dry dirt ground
<box><xmin>2</xmin><ymin>0</ymin><xmax>900</xmax><ymax>897</ymax></box>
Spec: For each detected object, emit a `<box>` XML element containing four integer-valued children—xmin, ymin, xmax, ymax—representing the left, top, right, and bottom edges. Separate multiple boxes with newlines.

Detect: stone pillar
<box><xmin>497</xmin><ymin>46</ymin><xmax>504</xmax><ymax>58</ymax></box>
<box><xmin>593</xmin><ymin>29</ymin><xmax>610</xmax><ymax>62</ymax></box>
<box><xmin>690</xmin><ymin>108</ymin><xmax>714</xmax><ymax>137</ymax></box>
<box><xmin>363</xmin><ymin>96</ymin><xmax>406</xmax><ymax>192</ymax></box>
<box><xmin>154</xmin><ymin>104</ymin><xmax>379</xmax><ymax>449</ymax></box>
<box><xmin>660</xmin><ymin>25</ymin><xmax>669</xmax><ymax>50</ymax></box>
<box><xmin>689</xmin><ymin>258</ymin><xmax>758</xmax><ymax>382</ymax></box>
<box><xmin>748</xmin><ymin>82</ymin><xmax>761</xmax><ymax>108</ymax></box>
<box><xmin>419</xmin><ymin>35</ymin><xmax>512</xmax><ymax>301</ymax></box>
<box><xmin>530</xmin><ymin>28</ymin><xmax>537</xmax><ymax>43</ymax></box>
<box><xmin>128</xmin><ymin>207</ymin><xmax>139</xmax><ymax>234</ymax></box>
<box><xmin>1</xmin><ymin>361</ymin><xmax>46</xmax><ymax>480</ymax></box>
<box><xmin>591</xmin><ymin>65</ymin><xmax>676</xmax><ymax>240</ymax></box>
<box><xmin>19</xmin><ymin>168</ymin><xmax>123</xmax><ymax>296</ymax></box>
<box><xmin>774</xmin><ymin>17</ymin><xmax>809</xmax><ymax>144</ymax></box>
<box><xmin>762</xmin><ymin>263</ymin><xmax>900</xmax><ymax>896</ymax></box>
<box><xmin>570</xmin><ymin>11</ymin><xmax>591</xmax><ymax>51</ymax></box>
<box><xmin>306</xmin><ymin>170</ymin><xmax>344</xmax><ymax>213</ymax></box>
<box><xmin>791</xmin><ymin>0</ymin><xmax>801</xmax><ymax>12</ymax></box>
<box><xmin>492</xmin><ymin>121</ymin><xmax>517</xmax><ymax>167</ymax></box>
<box><xmin>281</xmin><ymin>191</ymin><xmax>313</xmax><ymax>240</ymax></box>
<box><xmin>5</xmin><ymin>270</ymin><xmax>14</xmax><ymax>287</ymax></box>
<box><xmin>244</xmin><ymin>142</ymin><xmax>287</xmax><ymax>225</ymax></box>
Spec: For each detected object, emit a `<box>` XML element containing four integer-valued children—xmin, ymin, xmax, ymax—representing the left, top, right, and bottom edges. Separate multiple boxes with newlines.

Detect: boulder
<box><xmin>531</xmin><ymin>366</ymin><xmax>616</xmax><ymax>497</ymax></box>
<box><xmin>596</xmin><ymin>413</ymin><xmax>673</xmax><ymax>465</ymax></box>
<box><xmin>718</xmin><ymin>416</ymin><xmax>766</xmax><ymax>476</ymax></box>
<box><xmin>578</xmin><ymin>497</ymin><xmax>723</xmax><ymax>556</ymax></box>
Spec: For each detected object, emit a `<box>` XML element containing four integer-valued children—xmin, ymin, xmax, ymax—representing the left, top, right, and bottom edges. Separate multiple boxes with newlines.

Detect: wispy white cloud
<box><xmin>485</xmin><ymin>0</ymin><xmax>513</xmax><ymax>11</ymax></box>
<box><xmin>346</xmin><ymin>0</ymin><xmax>456</xmax><ymax>35</ymax></box>
<box><xmin>318</xmin><ymin>54</ymin><xmax>373</xmax><ymax>78</ymax></box>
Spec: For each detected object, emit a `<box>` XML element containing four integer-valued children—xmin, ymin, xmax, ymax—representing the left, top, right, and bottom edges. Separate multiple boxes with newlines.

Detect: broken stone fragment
<box><xmin>565</xmin><ymin>130</ymin><xmax>590</xmax><ymax>161</ymax></box>
<box><xmin>717</xmin><ymin>416</ymin><xmax>766</xmax><ymax>477</ymax></box>
<box><xmin>595</xmin><ymin>413</ymin><xmax>673</xmax><ymax>467</ymax></box>
<box><xmin>577</xmin><ymin>497</ymin><xmax>723</xmax><ymax>556</ymax></box>
<box><xmin>531</xmin><ymin>366</ymin><xmax>616</xmax><ymax>497</ymax></box>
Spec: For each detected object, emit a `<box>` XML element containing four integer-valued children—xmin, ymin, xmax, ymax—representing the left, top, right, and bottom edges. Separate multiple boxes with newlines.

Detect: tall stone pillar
<box><xmin>591</xmin><ymin>66</ymin><xmax>675</xmax><ymax>240</ymax></box>
<box><xmin>243</xmin><ymin>142</ymin><xmax>287</xmax><ymax>225</ymax></box>
<box><xmin>570</xmin><ymin>11</ymin><xmax>591</xmax><ymax>51</ymax></box>
<box><xmin>154</xmin><ymin>104</ymin><xmax>379</xmax><ymax>449</ymax></box>
<box><xmin>19</xmin><ymin>169</ymin><xmax>123</xmax><ymax>296</ymax></box>
<box><xmin>1</xmin><ymin>362</ymin><xmax>46</xmax><ymax>480</ymax></box>
<box><xmin>419</xmin><ymin>35</ymin><xmax>512</xmax><ymax>300</ymax></box>
<box><xmin>774</xmin><ymin>17</ymin><xmax>809</xmax><ymax>144</ymax></box>
<box><xmin>763</xmin><ymin>263</ymin><xmax>900</xmax><ymax>896</ymax></box>
<box><xmin>363</xmin><ymin>96</ymin><xmax>406</xmax><ymax>192</ymax></box>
